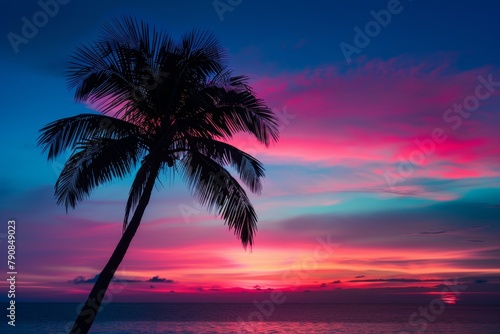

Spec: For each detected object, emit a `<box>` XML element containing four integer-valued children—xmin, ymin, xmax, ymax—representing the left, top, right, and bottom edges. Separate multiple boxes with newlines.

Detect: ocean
<box><xmin>2</xmin><ymin>303</ymin><xmax>499</xmax><ymax>333</ymax></box>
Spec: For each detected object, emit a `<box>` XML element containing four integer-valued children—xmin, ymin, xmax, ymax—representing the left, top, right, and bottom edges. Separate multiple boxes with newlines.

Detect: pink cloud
<box><xmin>236</xmin><ymin>57</ymin><xmax>500</xmax><ymax>186</ymax></box>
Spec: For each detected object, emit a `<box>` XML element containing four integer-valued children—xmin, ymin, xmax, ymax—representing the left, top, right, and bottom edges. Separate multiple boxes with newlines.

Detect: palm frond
<box><xmin>37</xmin><ymin>113</ymin><xmax>143</xmax><ymax>160</ymax></box>
<box><xmin>68</xmin><ymin>42</ymin><xmax>145</xmax><ymax>117</ymax></box>
<box><xmin>190</xmin><ymin>139</ymin><xmax>265</xmax><ymax>194</ymax></box>
<box><xmin>178</xmin><ymin>29</ymin><xmax>226</xmax><ymax>78</ymax></box>
<box><xmin>194</xmin><ymin>76</ymin><xmax>280</xmax><ymax>145</ymax></box>
<box><xmin>55</xmin><ymin>136</ymin><xmax>144</xmax><ymax>209</ymax></box>
<box><xmin>178</xmin><ymin>152</ymin><xmax>258</xmax><ymax>248</ymax></box>
<box><xmin>68</xmin><ymin>19</ymin><xmax>170</xmax><ymax>121</ymax></box>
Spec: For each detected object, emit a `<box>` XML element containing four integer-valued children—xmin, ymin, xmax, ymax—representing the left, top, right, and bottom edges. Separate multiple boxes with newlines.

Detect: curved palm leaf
<box><xmin>189</xmin><ymin>138</ymin><xmax>265</xmax><ymax>194</ymax></box>
<box><xmin>185</xmin><ymin>75</ymin><xmax>279</xmax><ymax>145</ymax></box>
<box><xmin>55</xmin><ymin>135</ymin><xmax>144</xmax><ymax>209</ymax></box>
<box><xmin>37</xmin><ymin>113</ymin><xmax>143</xmax><ymax>160</ymax></box>
<box><xmin>178</xmin><ymin>151</ymin><xmax>258</xmax><ymax>248</ymax></box>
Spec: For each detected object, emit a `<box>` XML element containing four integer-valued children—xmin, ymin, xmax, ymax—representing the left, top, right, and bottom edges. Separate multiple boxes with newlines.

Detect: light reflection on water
<box><xmin>14</xmin><ymin>320</ymin><xmax>500</xmax><ymax>334</ymax></box>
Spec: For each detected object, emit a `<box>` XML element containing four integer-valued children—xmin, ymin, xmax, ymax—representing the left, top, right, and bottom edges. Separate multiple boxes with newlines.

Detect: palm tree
<box><xmin>37</xmin><ymin>16</ymin><xmax>279</xmax><ymax>334</ymax></box>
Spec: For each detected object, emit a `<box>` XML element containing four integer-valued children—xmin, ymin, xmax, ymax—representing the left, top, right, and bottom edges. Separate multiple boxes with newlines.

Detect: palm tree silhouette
<box><xmin>38</xmin><ymin>16</ymin><xmax>279</xmax><ymax>334</ymax></box>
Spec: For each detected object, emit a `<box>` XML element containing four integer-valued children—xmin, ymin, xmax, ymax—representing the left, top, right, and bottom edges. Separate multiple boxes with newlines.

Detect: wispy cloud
<box><xmin>147</xmin><ymin>276</ymin><xmax>175</xmax><ymax>283</ymax></box>
<box><xmin>69</xmin><ymin>275</ymin><xmax>141</xmax><ymax>284</ymax></box>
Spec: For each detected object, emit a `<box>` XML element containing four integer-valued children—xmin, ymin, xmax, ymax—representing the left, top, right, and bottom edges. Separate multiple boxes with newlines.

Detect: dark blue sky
<box><xmin>3</xmin><ymin>0</ymin><xmax>500</xmax><ymax>72</ymax></box>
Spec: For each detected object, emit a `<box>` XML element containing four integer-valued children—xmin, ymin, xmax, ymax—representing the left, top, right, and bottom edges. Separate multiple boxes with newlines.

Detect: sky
<box><xmin>0</xmin><ymin>0</ymin><xmax>499</xmax><ymax>305</ymax></box>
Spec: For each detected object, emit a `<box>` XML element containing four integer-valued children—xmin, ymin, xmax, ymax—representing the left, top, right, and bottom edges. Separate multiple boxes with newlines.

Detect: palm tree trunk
<box><xmin>70</xmin><ymin>164</ymin><xmax>159</xmax><ymax>334</ymax></box>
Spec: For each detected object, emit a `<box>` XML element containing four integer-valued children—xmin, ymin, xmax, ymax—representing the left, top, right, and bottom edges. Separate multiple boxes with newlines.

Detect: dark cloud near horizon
<box><xmin>418</xmin><ymin>230</ymin><xmax>448</xmax><ymax>235</ymax></box>
<box><xmin>147</xmin><ymin>276</ymin><xmax>174</xmax><ymax>283</ymax></box>
<box><xmin>70</xmin><ymin>274</ymin><xmax>173</xmax><ymax>284</ymax></box>
<box><xmin>349</xmin><ymin>278</ymin><xmax>442</xmax><ymax>283</ymax></box>
<box><xmin>350</xmin><ymin>275</ymin><xmax>500</xmax><ymax>285</ymax></box>
<box><xmin>69</xmin><ymin>274</ymin><xmax>141</xmax><ymax>284</ymax></box>
<box><xmin>474</xmin><ymin>279</ymin><xmax>488</xmax><ymax>284</ymax></box>
<box><xmin>414</xmin><ymin>225</ymin><xmax>491</xmax><ymax>236</ymax></box>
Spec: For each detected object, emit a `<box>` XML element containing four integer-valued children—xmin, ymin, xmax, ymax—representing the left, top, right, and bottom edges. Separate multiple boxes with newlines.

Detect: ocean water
<box><xmin>2</xmin><ymin>303</ymin><xmax>500</xmax><ymax>333</ymax></box>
